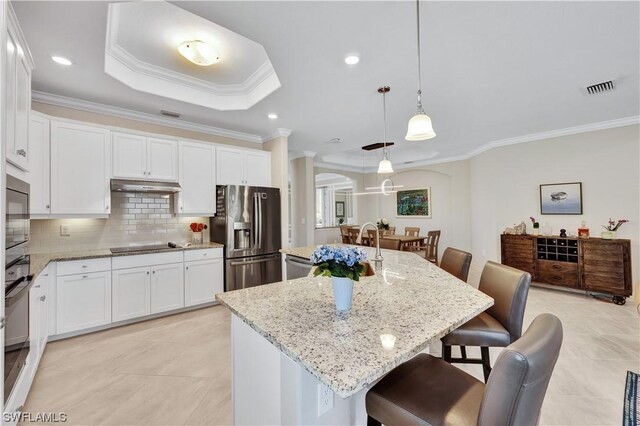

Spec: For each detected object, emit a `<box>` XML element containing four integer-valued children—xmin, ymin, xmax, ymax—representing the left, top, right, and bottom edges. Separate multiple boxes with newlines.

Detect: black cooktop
<box><xmin>110</xmin><ymin>243</ymin><xmax>178</xmax><ymax>254</ymax></box>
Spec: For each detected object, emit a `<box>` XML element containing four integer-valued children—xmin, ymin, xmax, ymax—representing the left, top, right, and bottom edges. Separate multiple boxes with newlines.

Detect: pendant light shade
<box><xmin>377</xmin><ymin>86</ymin><xmax>394</xmax><ymax>174</ymax></box>
<box><xmin>406</xmin><ymin>0</ymin><xmax>436</xmax><ymax>141</ymax></box>
<box><xmin>406</xmin><ymin>112</ymin><xmax>436</xmax><ymax>141</ymax></box>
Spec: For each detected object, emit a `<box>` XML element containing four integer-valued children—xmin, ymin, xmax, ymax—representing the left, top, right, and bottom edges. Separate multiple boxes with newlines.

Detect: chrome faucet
<box><xmin>358</xmin><ymin>222</ymin><xmax>383</xmax><ymax>267</ymax></box>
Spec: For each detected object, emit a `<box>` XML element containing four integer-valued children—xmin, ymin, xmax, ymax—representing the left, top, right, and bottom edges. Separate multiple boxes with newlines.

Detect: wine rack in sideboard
<box><xmin>500</xmin><ymin>234</ymin><xmax>632</xmax><ymax>305</ymax></box>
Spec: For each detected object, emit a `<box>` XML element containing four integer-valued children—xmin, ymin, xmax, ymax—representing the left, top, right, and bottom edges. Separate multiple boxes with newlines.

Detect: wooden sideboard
<box><xmin>500</xmin><ymin>234</ymin><xmax>632</xmax><ymax>304</ymax></box>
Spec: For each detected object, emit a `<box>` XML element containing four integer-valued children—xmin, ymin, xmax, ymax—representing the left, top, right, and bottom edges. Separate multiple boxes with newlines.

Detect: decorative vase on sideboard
<box><xmin>331</xmin><ymin>276</ymin><xmax>355</xmax><ymax>311</ymax></box>
<box><xmin>601</xmin><ymin>231</ymin><xmax>616</xmax><ymax>240</ymax></box>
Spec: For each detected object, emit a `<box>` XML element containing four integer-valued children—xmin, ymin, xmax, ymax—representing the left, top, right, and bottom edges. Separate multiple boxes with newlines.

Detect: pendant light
<box><xmin>405</xmin><ymin>0</ymin><xmax>436</xmax><ymax>141</ymax></box>
<box><xmin>377</xmin><ymin>86</ymin><xmax>394</xmax><ymax>174</ymax></box>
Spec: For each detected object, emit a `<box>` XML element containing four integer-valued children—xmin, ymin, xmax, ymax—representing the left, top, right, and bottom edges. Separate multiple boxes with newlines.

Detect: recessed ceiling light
<box><xmin>51</xmin><ymin>56</ymin><xmax>73</xmax><ymax>66</ymax></box>
<box><xmin>344</xmin><ymin>55</ymin><xmax>360</xmax><ymax>65</ymax></box>
<box><xmin>178</xmin><ymin>40</ymin><xmax>220</xmax><ymax>66</ymax></box>
<box><xmin>267</xmin><ymin>113</ymin><xmax>278</xmax><ymax>119</ymax></box>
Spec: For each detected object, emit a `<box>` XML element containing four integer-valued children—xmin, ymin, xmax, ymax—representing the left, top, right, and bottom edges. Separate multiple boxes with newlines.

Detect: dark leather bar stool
<box><xmin>441</xmin><ymin>261</ymin><xmax>531</xmax><ymax>382</ymax></box>
<box><xmin>439</xmin><ymin>247</ymin><xmax>472</xmax><ymax>282</ymax></box>
<box><xmin>366</xmin><ymin>313</ymin><xmax>563</xmax><ymax>426</ymax></box>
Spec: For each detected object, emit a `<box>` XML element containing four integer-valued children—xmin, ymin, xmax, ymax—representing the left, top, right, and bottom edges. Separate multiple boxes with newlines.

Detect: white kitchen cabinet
<box><xmin>184</xmin><ymin>258</ymin><xmax>224</xmax><ymax>307</ymax></box>
<box><xmin>150</xmin><ymin>263</ymin><xmax>184</xmax><ymax>314</ymax></box>
<box><xmin>112</xmin><ymin>267</ymin><xmax>151</xmax><ymax>322</ymax></box>
<box><xmin>216</xmin><ymin>146</ymin><xmax>271</xmax><ymax>186</ymax></box>
<box><xmin>29</xmin><ymin>113</ymin><xmax>51</xmax><ymax>216</ymax></box>
<box><xmin>176</xmin><ymin>141</ymin><xmax>216</xmax><ymax>215</ymax></box>
<box><xmin>56</xmin><ymin>271</ymin><xmax>111</xmax><ymax>334</ymax></box>
<box><xmin>50</xmin><ymin>121</ymin><xmax>111</xmax><ymax>215</ymax></box>
<box><xmin>29</xmin><ymin>265</ymin><xmax>51</xmax><ymax>372</ymax></box>
<box><xmin>112</xmin><ymin>132</ymin><xmax>178</xmax><ymax>181</ymax></box>
<box><xmin>6</xmin><ymin>7</ymin><xmax>34</xmax><ymax>171</ymax></box>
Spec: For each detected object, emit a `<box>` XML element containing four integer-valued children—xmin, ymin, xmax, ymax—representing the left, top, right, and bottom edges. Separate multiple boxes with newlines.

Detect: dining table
<box><xmin>360</xmin><ymin>234</ymin><xmax>426</xmax><ymax>250</ymax></box>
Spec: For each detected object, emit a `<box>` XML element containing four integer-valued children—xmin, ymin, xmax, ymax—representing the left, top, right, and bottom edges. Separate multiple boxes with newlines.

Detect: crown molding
<box><xmin>315</xmin><ymin>115</ymin><xmax>640</xmax><ymax>172</ymax></box>
<box><xmin>313</xmin><ymin>161</ymin><xmax>367</xmax><ymax>174</ymax></box>
<box><xmin>31</xmin><ymin>91</ymin><xmax>264</xmax><ymax>144</ymax></box>
<box><xmin>262</xmin><ymin>128</ymin><xmax>292</xmax><ymax>142</ymax></box>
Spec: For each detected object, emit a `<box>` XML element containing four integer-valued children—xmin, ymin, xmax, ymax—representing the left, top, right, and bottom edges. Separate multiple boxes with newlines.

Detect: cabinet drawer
<box><xmin>184</xmin><ymin>248</ymin><xmax>223</xmax><ymax>262</ymax></box>
<box><xmin>537</xmin><ymin>261</ymin><xmax>578</xmax><ymax>287</ymax></box>
<box><xmin>57</xmin><ymin>257</ymin><xmax>111</xmax><ymax>276</ymax></box>
<box><xmin>538</xmin><ymin>260</ymin><xmax>576</xmax><ymax>274</ymax></box>
<box><xmin>112</xmin><ymin>251</ymin><xmax>183</xmax><ymax>270</ymax></box>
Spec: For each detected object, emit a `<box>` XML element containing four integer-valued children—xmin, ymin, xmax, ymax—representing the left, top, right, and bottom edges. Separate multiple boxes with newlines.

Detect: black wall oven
<box><xmin>4</xmin><ymin>175</ymin><xmax>32</xmax><ymax>403</ymax></box>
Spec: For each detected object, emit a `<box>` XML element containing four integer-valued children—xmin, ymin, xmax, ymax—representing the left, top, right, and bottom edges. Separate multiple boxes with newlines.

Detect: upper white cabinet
<box><xmin>217</xmin><ymin>146</ymin><xmax>271</xmax><ymax>186</ymax></box>
<box><xmin>6</xmin><ymin>6</ymin><xmax>34</xmax><ymax>171</ymax></box>
<box><xmin>112</xmin><ymin>132</ymin><xmax>178</xmax><ymax>181</ymax></box>
<box><xmin>29</xmin><ymin>113</ymin><xmax>51</xmax><ymax>216</ymax></box>
<box><xmin>50</xmin><ymin>121</ymin><xmax>111</xmax><ymax>215</ymax></box>
<box><xmin>176</xmin><ymin>141</ymin><xmax>216</xmax><ymax>216</ymax></box>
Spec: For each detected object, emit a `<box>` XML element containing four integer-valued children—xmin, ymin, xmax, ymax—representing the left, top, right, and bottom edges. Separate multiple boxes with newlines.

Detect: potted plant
<box><xmin>189</xmin><ymin>222</ymin><xmax>208</xmax><ymax>244</ymax></box>
<box><xmin>376</xmin><ymin>218</ymin><xmax>390</xmax><ymax>231</ymax></box>
<box><xmin>530</xmin><ymin>217</ymin><xmax>540</xmax><ymax>235</ymax></box>
<box><xmin>601</xmin><ymin>218</ymin><xmax>628</xmax><ymax>239</ymax></box>
<box><xmin>310</xmin><ymin>245</ymin><xmax>368</xmax><ymax>311</ymax></box>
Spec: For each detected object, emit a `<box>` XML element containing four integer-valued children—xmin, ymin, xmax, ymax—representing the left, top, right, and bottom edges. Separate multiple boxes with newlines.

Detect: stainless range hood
<box><xmin>110</xmin><ymin>179</ymin><xmax>181</xmax><ymax>193</ymax></box>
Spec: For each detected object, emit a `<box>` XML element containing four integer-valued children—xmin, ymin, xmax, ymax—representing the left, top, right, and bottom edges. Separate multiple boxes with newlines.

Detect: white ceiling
<box><xmin>14</xmin><ymin>1</ymin><xmax>640</xmax><ymax>169</ymax></box>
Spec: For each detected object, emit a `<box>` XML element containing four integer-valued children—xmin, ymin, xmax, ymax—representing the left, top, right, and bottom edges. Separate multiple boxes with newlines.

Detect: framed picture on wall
<box><xmin>540</xmin><ymin>182</ymin><xmax>583</xmax><ymax>215</ymax></box>
<box><xmin>335</xmin><ymin>201</ymin><xmax>345</xmax><ymax>217</ymax></box>
<box><xmin>396</xmin><ymin>188</ymin><xmax>431</xmax><ymax>218</ymax></box>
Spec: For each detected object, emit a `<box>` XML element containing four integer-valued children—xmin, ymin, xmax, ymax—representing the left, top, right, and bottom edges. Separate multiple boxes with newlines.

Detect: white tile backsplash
<box><xmin>28</xmin><ymin>192</ymin><xmax>211</xmax><ymax>253</ymax></box>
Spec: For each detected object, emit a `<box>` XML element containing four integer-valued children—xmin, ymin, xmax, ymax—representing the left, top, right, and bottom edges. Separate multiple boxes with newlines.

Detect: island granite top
<box><xmin>217</xmin><ymin>245</ymin><xmax>493</xmax><ymax>398</ymax></box>
<box><xmin>29</xmin><ymin>242</ymin><xmax>224</xmax><ymax>278</ymax></box>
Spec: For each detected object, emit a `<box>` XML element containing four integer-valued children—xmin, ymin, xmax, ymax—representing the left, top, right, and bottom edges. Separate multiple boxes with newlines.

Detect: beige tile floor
<box><xmin>23</xmin><ymin>287</ymin><xmax>639</xmax><ymax>425</ymax></box>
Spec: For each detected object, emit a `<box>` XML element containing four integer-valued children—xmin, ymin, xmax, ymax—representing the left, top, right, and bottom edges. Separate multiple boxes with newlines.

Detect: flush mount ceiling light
<box><xmin>267</xmin><ymin>113</ymin><xmax>278</xmax><ymax>119</ymax></box>
<box><xmin>405</xmin><ymin>0</ymin><xmax>436</xmax><ymax>141</ymax></box>
<box><xmin>377</xmin><ymin>86</ymin><xmax>394</xmax><ymax>174</ymax></box>
<box><xmin>345</xmin><ymin>55</ymin><xmax>360</xmax><ymax>65</ymax></box>
<box><xmin>51</xmin><ymin>55</ymin><xmax>73</xmax><ymax>66</ymax></box>
<box><xmin>178</xmin><ymin>40</ymin><xmax>220</xmax><ymax>66</ymax></box>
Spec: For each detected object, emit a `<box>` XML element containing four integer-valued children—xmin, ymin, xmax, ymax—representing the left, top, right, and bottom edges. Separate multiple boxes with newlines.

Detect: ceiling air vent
<box><xmin>585</xmin><ymin>80</ymin><xmax>614</xmax><ymax>95</ymax></box>
<box><xmin>160</xmin><ymin>109</ymin><xmax>181</xmax><ymax>118</ymax></box>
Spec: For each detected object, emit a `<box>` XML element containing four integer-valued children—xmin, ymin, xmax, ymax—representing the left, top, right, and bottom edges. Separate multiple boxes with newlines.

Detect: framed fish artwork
<box><xmin>540</xmin><ymin>182</ymin><xmax>583</xmax><ymax>215</ymax></box>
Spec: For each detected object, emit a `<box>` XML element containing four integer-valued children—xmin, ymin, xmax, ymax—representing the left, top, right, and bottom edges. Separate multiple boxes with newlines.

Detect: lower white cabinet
<box><xmin>112</xmin><ymin>267</ymin><xmax>151</xmax><ymax>322</ymax></box>
<box><xmin>56</xmin><ymin>271</ymin><xmax>112</xmax><ymax>334</ymax></box>
<box><xmin>150</xmin><ymin>263</ymin><xmax>184</xmax><ymax>314</ymax></box>
<box><xmin>185</xmin><ymin>258</ymin><xmax>224</xmax><ymax>306</ymax></box>
<box><xmin>30</xmin><ymin>265</ymin><xmax>51</xmax><ymax>368</ymax></box>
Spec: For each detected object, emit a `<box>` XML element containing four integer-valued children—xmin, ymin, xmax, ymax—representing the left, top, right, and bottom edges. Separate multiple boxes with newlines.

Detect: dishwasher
<box><xmin>284</xmin><ymin>255</ymin><xmax>313</xmax><ymax>280</ymax></box>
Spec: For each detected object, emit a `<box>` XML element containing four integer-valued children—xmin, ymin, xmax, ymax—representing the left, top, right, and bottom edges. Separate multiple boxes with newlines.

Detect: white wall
<box><xmin>469</xmin><ymin>124</ymin><xmax>640</xmax><ymax>293</ymax></box>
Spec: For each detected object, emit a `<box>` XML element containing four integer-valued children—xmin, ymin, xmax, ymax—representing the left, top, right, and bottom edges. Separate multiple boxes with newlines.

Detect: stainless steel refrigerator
<box><xmin>210</xmin><ymin>185</ymin><xmax>282</xmax><ymax>292</ymax></box>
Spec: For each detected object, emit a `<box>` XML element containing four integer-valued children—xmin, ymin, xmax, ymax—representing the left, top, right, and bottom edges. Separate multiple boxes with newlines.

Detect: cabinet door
<box><xmin>6</xmin><ymin>31</ymin><xmax>17</xmax><ymax>166</ymax></box>
<box><xmin>216</xmin><ymin>146</ymin><xmax>245</xmax><ymax>185</ymax></box>
<box><xmin>244</xmin><ymin>151</ymin><xmax>271</xmax><ymax>186</ymax></box>
<box><xmin>184</xmin><ymin>258</ymin><xmax>223</xmax><ymax>306</ymax></box>
<box><xmin>14</xmin><ymin>54</ymin><xmax>31</xmax><ymax>170</ymax></box>
<box><xmin>29</xmin><ymin>281</ymin><xmax>41</xmax><ymax>378</ymax></box>
<box><xmin>50</xmin><ymin>121</ymin><xmax>111</xmax><ymax>215</ymax></box>
<box><xmin>29</xmin><ymin>114</ymin><xmax>51</xmax><ymax>216</ymax></box>
<box><xmin>178</xmin><ymin>141</ymin><xmax>216</xmax><ymax>215</ymax></box>
<box><xmin>112</xmin><ymin>132</ymin><xmax>147</xmax><ymax>180</ymax></box>
<box><xmin>580</xmin><ymin>240</ymin><xmax>630</xmax><ymax>294</ymax></box>
<box><xmin>150</xmin><ymin>263</ymin><xmax>184</xmax><ymax>314</ymax></box>
<box><xmin>57</xmin><ymin>271</ymin><xmax>111</xmax><ymax>334</ymax></box>
<box><xmin>38</xmin><ymin>275</ymin><xmax>49</xmax><ymax>358</ymax></box>
<box><xmin>147</xmin><ymin>137</ymin><xmax>178</xmax><ymax>181</ymax></box>
<box><xmin>112</xmin><ymin>267</ymin><xmax>151</xmax><ymax>322</ymax></box>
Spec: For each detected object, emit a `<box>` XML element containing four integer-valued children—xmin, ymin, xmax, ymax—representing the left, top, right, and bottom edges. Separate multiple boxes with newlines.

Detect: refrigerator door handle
<box><xmin>230</xmin><ymin>255</ymin><xmax>280</xmax><ymax>266</ymax></box>
<box><xmin>258</xmin><ymin>193</ymin><xmax>263</xmax><ymax>249</ymax></box>
<box><xmin>252</xmin><ymin>193</ymin><xmax>258</xmax><ymax>248</ymax></box>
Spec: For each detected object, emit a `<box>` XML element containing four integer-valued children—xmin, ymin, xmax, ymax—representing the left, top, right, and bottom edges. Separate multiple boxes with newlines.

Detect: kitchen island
<box><xmin>216</xmin><ymin>246</ymin><xmax>493</xmax><ymax>425</ymax></box>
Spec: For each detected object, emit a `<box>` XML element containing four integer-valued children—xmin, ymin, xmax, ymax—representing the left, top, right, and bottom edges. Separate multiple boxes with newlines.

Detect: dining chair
<box><xmin>347</xmin><ymin>228</ymin><xmax>361</xmax><ymax>245</ymax></box>
<box><xmin>339</xmin><ymin>224</ymin><xmax>351</xmax><ymax>244</ymax></box>
<box><xmin>408</xmin><ymin>230</ymin><xmax>441</xmax><ymax>263</ymax></box>
<box><xmin>441</xmin><ymin>261</ymin><xmax>531</xmax><ymax>382</ymax></box>
<box><xmin>367</xmin><ymin>229</ymin><xmax>378</xmax><ymax>247</ymax></box>
<box><xmin>439</xmin><ymin>247</ymin><xmax>472</xmax><ymax>282</ymax></box>
<box><xmin>383</xmin><ymin>226</ymin><xmax>396</xmax><ymax>236</ymax></box>
<box><xmin>379</xmin><ymin>238</ymin><xmax>401</xmax><ymax>250</ymax></box>
<box><xmin>404</xmin><ymin>226</ymin><xmax>420</xmax><ymax>236</ymax></box>
<box><xmin>366</xmin><ymin>313</ymin><xmax>563</xmax><ymax>426</ymax></box>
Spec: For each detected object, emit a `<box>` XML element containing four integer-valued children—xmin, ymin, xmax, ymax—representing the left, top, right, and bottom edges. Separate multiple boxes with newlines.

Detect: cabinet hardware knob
<box><xmin>82</xmin><ymin>265</ymin><xmax>88</xmax><ymax>268</ymax></box>
<box><xmin>17</xmin><ymin>149</ymin><xmax>26</xmax><ymax>157</ymax></box>
<box><xmin>34</xmin><ymin>285</ymin><xmax>41</xmax><ymax>288</ymax></box>
<box><xmin>147</xmin><ymin>271</ymin><xmax>149</xmax><ymax>275</ymax></box>
<box><xmin>46</xmin><ymin>204</ymin><xmax>50</xmax><ymax>209</ymax></box>
<box><xmin>40</xmin><ymin>295</ymin><xmax>46</xmax><ymax>302</ymax></box>
<box><xmin>82</xmin><ymin>275</ymin><xmax>88</xmax><ymax>278</ymax></box>
<box><xmin>106</xmin><ymin>205</ymin><xmax>109</xmax><ymax>210</ymax></box>
<box><xmin>153</xmin><ymin>270</ymin><xmax>155</xmax><ymax>274</ymax></box>
<box><xmin>186</xmin><ymin>266</ymin><xmax>189</xmax><ymax>270</ymax></box>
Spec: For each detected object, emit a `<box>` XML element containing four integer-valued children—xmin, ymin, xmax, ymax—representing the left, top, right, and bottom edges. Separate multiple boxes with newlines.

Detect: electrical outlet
<box><xmin>60</xmin><ymin>225</ymin><xmax>70</xmax><ymax>236</ymax></box>
<box><xmin>317</xmin><ymin>383</ymin><xmax>334</xmax><ymax>416</ymax></box>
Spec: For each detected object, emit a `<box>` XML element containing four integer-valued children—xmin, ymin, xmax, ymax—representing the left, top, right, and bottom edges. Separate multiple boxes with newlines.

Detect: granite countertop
<box><xmin>217</xmin><ymin>246</ymin><xmax>493</xmax><ymax>398</ymax></box>
<box><xmin>29</xmin><ymin>242</ymin><xmax>224</xmax><ymax>278</ymax></box>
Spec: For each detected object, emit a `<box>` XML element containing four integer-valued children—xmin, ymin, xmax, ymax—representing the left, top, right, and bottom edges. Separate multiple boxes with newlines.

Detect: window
<box><xmin>315</xmin><ymin>173</ymin><xmax>355</xmax><ymax>228</ymax></box>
